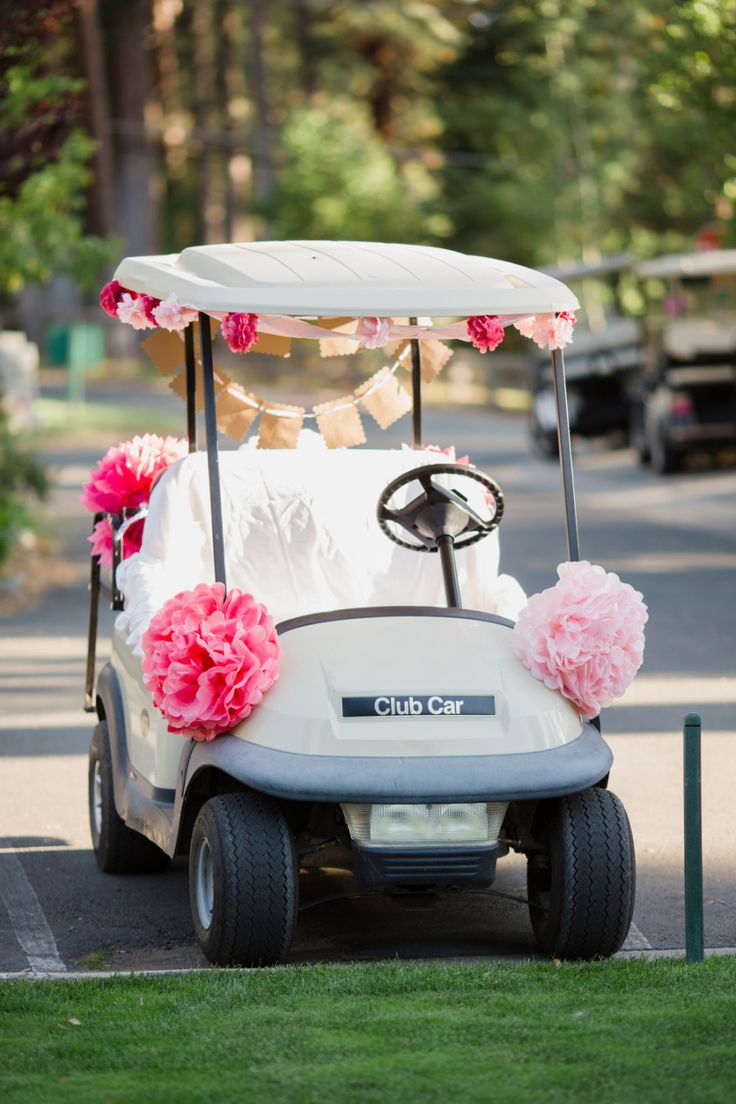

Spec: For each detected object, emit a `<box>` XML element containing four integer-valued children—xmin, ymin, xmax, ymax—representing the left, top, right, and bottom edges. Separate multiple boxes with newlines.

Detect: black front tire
<box><xmin>189</xmin><ymin>792</ymin><xmax>298</xmax><ymax>967</ymax></box>
<box><xmin>527</xmin><ymin>787</ymin><xmax>635</xmax><ymax>960</ymax></box>
<box><xmin>88</xmin><ymin>722</ymin><xmax>171</xmax><ymax>874</ymax></box>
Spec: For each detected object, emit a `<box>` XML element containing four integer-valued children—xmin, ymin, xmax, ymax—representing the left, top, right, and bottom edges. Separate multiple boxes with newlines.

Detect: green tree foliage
<box><xmin>0</xmin><ymin>0</ymin><xmax>113</xmax><ymax>294</ymax></box>
<box><xmin>268</xmin><ymin>102</ymin><xmax>448</xmax><ymax>242</ymax></box>
<box><xmin>434</xmin><ymin>0</ymin><xmax>736</xmax><ymax>264</ymax></box>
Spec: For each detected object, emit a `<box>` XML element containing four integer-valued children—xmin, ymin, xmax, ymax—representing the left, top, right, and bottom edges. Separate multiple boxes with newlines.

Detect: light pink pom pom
<box><xmin>417</xmin><ymin>444</ymin><xmax>470</xmax><ymax>465</ymax></box>
<box><xmin>356</xmin><ymin>317</ymin><xmax>392</xmax><ymax>349</ymax></box>
<box><xmin>141</xmin><ymin>582</ymin><xmax>281</xmax><ymax>740</ymax></box>
<box><xmin>152</xmin><ymin>294</ymin><xmax>199</xmax><ymax>332</ymax></box>
<box><xmin>117</xmin><ymin>292</ymin><xmax>158</xmax><ymax>331</ymax></box>
<box><xmin>88</xmin><ymin>517</ymin><xmax>145</xmax><ymax>569</ymax></box>
<box><xmin>81</xmin><ymin>433</ymin><xmax>187</xmax><ymax>515</ymax></box>
<box><xmin>221</xmin><ymin>312</ymin><xmax>259</xmax><ymax>353</ymax></box>
<box><xmin>514</xmin><ymin>311</ymin><xmax>576</xmax><ymax>350</ymax></box>
<box><xmin>512</xmin><ymin>560</ymin><xmax>647</xmax><ymax>719</ymax></box>
<box><xmin>467</xmin><ymin>315</ymin><xmax>505</xmax><ymax>354</ymax></box>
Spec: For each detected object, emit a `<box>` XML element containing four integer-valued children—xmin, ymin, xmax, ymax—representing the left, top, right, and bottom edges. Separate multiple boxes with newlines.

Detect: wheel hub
<box><xmin>194</xmin><ymin>836</ymin><xmax>215</xmax><ymax>930</ymax></box>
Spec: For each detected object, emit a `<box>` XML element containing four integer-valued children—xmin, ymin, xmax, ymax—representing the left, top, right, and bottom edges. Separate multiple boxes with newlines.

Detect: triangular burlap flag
<box><xmin>319</xmin><ymin>319</ymin><xmax>360</xmax><ymax>358</ymax></box>
<box><xmin>216</xmin><ymin>381</ymin><xmax>261</xmax><ymax>441</ymax></box>
<box><xmin>257</xmin><ymin>403</ymin><xmax>305</xmax><ymax>448</ymax></box>
<box><xmin>255</xmin><ymin>332</ymin><xmax>292</xmax><ymax>357</ymax></box>
<box><xmin>140</xmin><ymin>329</ymin><xmax>185</xmax><ymax>375</ymax></box>
<box><xmin>168</xmin><ymin>363</ymin><xmax>229</xmax><ymax>413</ymax></box>
<box><xmin>355</xmin><ymin>368</ymin><xmax>412</xmax><ymax>429</ymax></box>
<box><xmin>314</xmin><ymin>397</ymin><xmax>366</xmax><ymax>448</ymax></box>
<box><xmin>416</xmin><ymin>339</ymin><xmax>453</xmax><ymax>383</ymax></box>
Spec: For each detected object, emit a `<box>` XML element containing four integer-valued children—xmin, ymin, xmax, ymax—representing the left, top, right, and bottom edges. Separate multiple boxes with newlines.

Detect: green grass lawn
<box><xmin>1</xmin><ymin>959</ymin><xmax>735</xmax><ymax>1104</ymax></box>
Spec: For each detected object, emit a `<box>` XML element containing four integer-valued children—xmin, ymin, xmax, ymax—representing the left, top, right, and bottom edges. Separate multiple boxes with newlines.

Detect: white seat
<box><xmin>116</xmin><ymin>434</ymin><xmax>526</xmax><ymax>653</ymax></box>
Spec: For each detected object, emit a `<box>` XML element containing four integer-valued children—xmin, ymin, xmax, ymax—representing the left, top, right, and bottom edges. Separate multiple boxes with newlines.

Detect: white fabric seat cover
<box><xmin>116</xmin><ymin>437</ymin><xmax>526</xmax><ymax>653</ymax></box>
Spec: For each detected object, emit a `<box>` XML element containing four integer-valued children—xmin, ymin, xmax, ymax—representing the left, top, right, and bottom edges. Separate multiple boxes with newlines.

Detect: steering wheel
<box><xmin>377</xmin><ymin>462</ymin><xmax>504</xmax><ymax>552</ymax></box>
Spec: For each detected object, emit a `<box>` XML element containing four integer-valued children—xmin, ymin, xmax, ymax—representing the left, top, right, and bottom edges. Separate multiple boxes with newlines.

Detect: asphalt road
<box><xmin>1</xmin><ymin>400</ymin><xmax>735</xmax><ymax>974</ymax></box>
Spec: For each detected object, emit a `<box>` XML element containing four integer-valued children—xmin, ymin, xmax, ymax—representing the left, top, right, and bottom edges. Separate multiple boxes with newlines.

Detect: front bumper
<box><xmin>352</xmin><ymin>842</ymin><xmax>499</xmax><ymax>889</ymax></box>
<box><xmin>184</xmin><ymin>722</ymin><xmax>612</xmax><ymax>804</ymax></box>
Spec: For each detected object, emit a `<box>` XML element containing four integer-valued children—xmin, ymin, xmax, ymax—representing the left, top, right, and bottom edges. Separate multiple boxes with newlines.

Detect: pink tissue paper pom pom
<box><xmin>221</xmin><ymin>311</ymin><xmax>259</xmax><ymax>353</ymax></box>
<box><xmin>81</xmin><ymin>433</ymin><xmax>188</xmax><ymax>515</ymax></box>
<box><xmin>512</xmin><ymin>561</ymin><xmax>647</xmax><ymax>719</ymax></box>
<box><xmin>141</xmin><ymin>582</ymin><xmax>281</xmax><ymax>740</ymax></box>
<box><xmin>88</xmin><ymin>516</ymin><xmax>145</xmax><ymax>569</ymax></box>
<box><xmin>514</xmin><ymin>311</ymin><xmax>576</xmax><ymax>350</ymax></box>
<box><xmin>99</xmin><ymin>280</ymin><xmax>125</xmax><ymax>318</ymax></box>
<box><xmin>356</xmin><ymin>317</ymin><xmax>392</xmax><ymax>349</ymax></box>
<box><xmin>416</xmin><ymin>443</ymin><xmax>470</xmax><ymax>465</ymax></box>
<box><xmin>467</xmin><ymin>315</ymin><xmax>505</xmax><ymax>354</ymax></box>
<box><xmin>117</xmin><ymin>292</ymin><xmax>159</xmax><ymax>331</ymax></box>
<box><xmin>152</xmin><ymin>294</ymin><xmax>199</xmax><ymax>332</ymax></box>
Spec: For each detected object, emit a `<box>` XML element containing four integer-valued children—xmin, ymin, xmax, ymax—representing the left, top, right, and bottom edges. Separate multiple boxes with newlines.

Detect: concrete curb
<box><xmin>2</xmin><ymin>946</ymin><xmax>735</xmax><ymax>981</ymax></box>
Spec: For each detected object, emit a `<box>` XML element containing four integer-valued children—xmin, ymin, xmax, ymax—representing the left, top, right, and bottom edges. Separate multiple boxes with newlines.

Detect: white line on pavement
<box><xmin>0</xmin><ymin>849</ymin><xmax>66</xmax><ymax>974</ymax></box>
<box><xmin>622</xmin><ymin>922</ymin><xmax>652</xmax><ymax>951</ymax></box>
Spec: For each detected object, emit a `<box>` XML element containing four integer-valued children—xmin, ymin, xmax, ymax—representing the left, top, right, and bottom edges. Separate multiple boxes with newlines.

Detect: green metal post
<box><xmin>683</xmin><ymin>712</ymin><xmax>704</xmax><ymax>963</ymax></box>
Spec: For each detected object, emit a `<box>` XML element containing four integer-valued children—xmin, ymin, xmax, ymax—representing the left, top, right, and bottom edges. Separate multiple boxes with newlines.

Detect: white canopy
<box><xmin>637</xmin><ymin>249</ymin><xmax>736</xmax><ymax>280</ymax></box>
<box><xmin>114</xmin><ymin>240</ymin><xmax>579</xmax><ymax>318</ymax></box>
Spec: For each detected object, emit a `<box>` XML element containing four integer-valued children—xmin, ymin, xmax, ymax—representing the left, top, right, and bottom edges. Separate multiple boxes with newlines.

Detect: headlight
<box><xmin>341</xmin><ymin>802</ymin><xmax>507</xmax><ymax>848</ymax></box>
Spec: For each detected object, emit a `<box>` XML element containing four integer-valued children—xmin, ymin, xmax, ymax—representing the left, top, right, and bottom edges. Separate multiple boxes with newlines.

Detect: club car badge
<box><xmin>341</xmin><ymin>694</ymin><xmax>495</xmax><ymax>718</ymax></box>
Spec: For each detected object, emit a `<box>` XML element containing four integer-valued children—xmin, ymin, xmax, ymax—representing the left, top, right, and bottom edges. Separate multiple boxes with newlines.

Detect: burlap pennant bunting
<box><xmin>416</xmin><ymin>339</ymin><xmax>453</xmax><ymax>383</ymax></box>
<box><xmin>356</xmin><ymin>367</ymin><xmax>412</xmax><ymax>429</ymax></box>
<box><xmin>314</xmin><ymin>397</ymin><xmax>367</xmax><ymax>448</ymax></box>
<box><xmin>255</xmin><ymin>332</ymin><xmax>292</xmax><ymax>357</ymax></box>
<box><xmin>258</xmin><ymin>403</ymin><xmax>305</xmax><ymax>449</ymax></box>
<box><xmin>140</xmin><ymin>329</ymin><xmax>185</xmax><ymax>375</ymax></box>
<box><xmin>168</xmin><ymin>363</ymin><xmax>230</xmax><ymax>414</ymax></box>
<box><xmin>216</xmin><ymin>381</ymin><xmax>261</xmax><ymax>441</ymax></box>
<box><xmin>318</xmin><ymin>318</ymin><xmax>359</xmax><ymax>358</ymax></box>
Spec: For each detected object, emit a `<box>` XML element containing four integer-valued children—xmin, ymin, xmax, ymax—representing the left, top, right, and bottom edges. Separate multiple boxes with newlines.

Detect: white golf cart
<box><xmin>633</xmin><ymin>249</ymin><xmax>736</xmax><ymax>472</ymax></box>
<box><xmin>85</xmin><ymin>241</ymin><xmax>635</xmax><ymax>965</ymax></box>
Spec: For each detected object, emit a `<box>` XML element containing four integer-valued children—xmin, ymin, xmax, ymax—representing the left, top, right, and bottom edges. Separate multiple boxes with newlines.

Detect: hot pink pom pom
<box><xmin>81</xmin><ymin>433</ymin><xmax>187</xmax><ymax>515</ymax></box>
<box><xmin>512</xmin><ymin>561</ymin><xmax>647</xmax><ymax>719</ymax></box>
<box><xmin>467</xmin><ymin>315</ymin><xmax>505</xmax><ymax>354</ymax></box>
<box><xmin>141</xmin><ymin>582</ymin><xmax>281</xmax><ymax>740</ymax></box>
<box><xmin>221</xmin><ymin>312</ymin><xmax>259</xmax><ymax>353</ymax></box>
<box><xmin>88</xmin><ymin>517</ymin><xmax>145</xmax><ymax>569</ymax></box>
<box><xmin>100</xmin><ymin>281</ymin><xmax>125</xmax><ymax>318</ymax></box>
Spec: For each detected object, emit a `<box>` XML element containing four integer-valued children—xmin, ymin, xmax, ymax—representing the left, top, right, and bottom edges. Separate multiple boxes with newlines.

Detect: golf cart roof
<box><xmin>637</xmin><ymin>249</ymin><xmax>736</xmax><ymax>280</ymax></box>
<box><xmin>543</xmin><ymin>254</ymin><xmax>636</xmax><ymax>283</ymax></box>
<box><xmin>114</xmin><ymin>240</ymin><xmax>579</xmax><ymax>317</ymax></box>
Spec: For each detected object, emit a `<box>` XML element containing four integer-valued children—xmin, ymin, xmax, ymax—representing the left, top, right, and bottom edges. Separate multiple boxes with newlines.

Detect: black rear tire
<box><xmin>189</xmin><ymin>792</ymin><xmax>298</xmax><ymax>967</ymax></box>
<box><xmin>88</xmin><ymin>722</ymin><xmax>171</xmax><ymax>874</ymax></box>
<box><xmin>527</xmin><ymin>787</ymin><xmax>635</xmax><ymax>960</ymax></box>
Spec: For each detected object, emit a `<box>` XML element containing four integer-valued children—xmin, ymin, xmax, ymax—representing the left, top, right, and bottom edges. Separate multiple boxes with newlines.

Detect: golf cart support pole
<box><xmin>409</xmin><ymin>319</ymin><xmax>422</xmax><ymax>446</ymax></box>
<box><xmin>184</xmin><ymin>324</ymin><xmax>197</xmax><ymax>452</ymax></box>
<box><xmin>551</xmin><ymin>347</ymin><xmax>581</xmax><ymax>562</ymax></box>
<box><xmin>683</xmin><ymin>713</ymin><xmax>705</xmax><ymax>963</ymax></box>
<box><xmin>198</xmin><ymin>312</ymin><xmax>227</xmax><ymax>589</ymax></box>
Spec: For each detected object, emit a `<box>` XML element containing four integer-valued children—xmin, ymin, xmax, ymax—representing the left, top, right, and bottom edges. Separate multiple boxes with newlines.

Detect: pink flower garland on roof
<box><xmin>356</xmin><ymin>317</ymin><xmax>392</xmax><ymax>349</ymax></box>
<box><xmin>512</xmin><ymin>561</ymin><xmax>647</xmax><ymax>719</ymax></box>
<box><xmin>141</xmin><ymin>582</ymin><xmax>281</xmax><ymax>741</ymax></box>
<box><xmin>467</xmin><ymin>315</ymin><xmax>505</xmax><ymax>354</ymax></box>
<box><xmin>82</xmin><ymin>433</ymin><xmax>188</xmax><ymax>567</ymax></box>
<box><xmin>514</xmin><ymin>311</ymin><xmax>576</xmax><ymax>351</ymax></box>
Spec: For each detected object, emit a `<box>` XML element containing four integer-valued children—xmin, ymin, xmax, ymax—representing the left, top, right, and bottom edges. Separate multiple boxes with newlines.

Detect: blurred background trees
<box><xmin>1</xmin><ymin>0</ymin><xmax>735</xmax><ymax>281</ymax></box>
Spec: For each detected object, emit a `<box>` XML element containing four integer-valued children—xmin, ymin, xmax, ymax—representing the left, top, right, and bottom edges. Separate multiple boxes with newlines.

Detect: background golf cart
<box><xmin>632</xmin><ymin>249</ymin><xmax>736</xmax><ymax>474</ymax></box>
<box><xmin>87</xmin><ymin>241</ymin><xmax>635</xmax><ymax>968</ymax></box>
<box><xmin>529</xmin><ymin>256</ymin><xmax>644</xmax><ymax>458</ymax></box>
